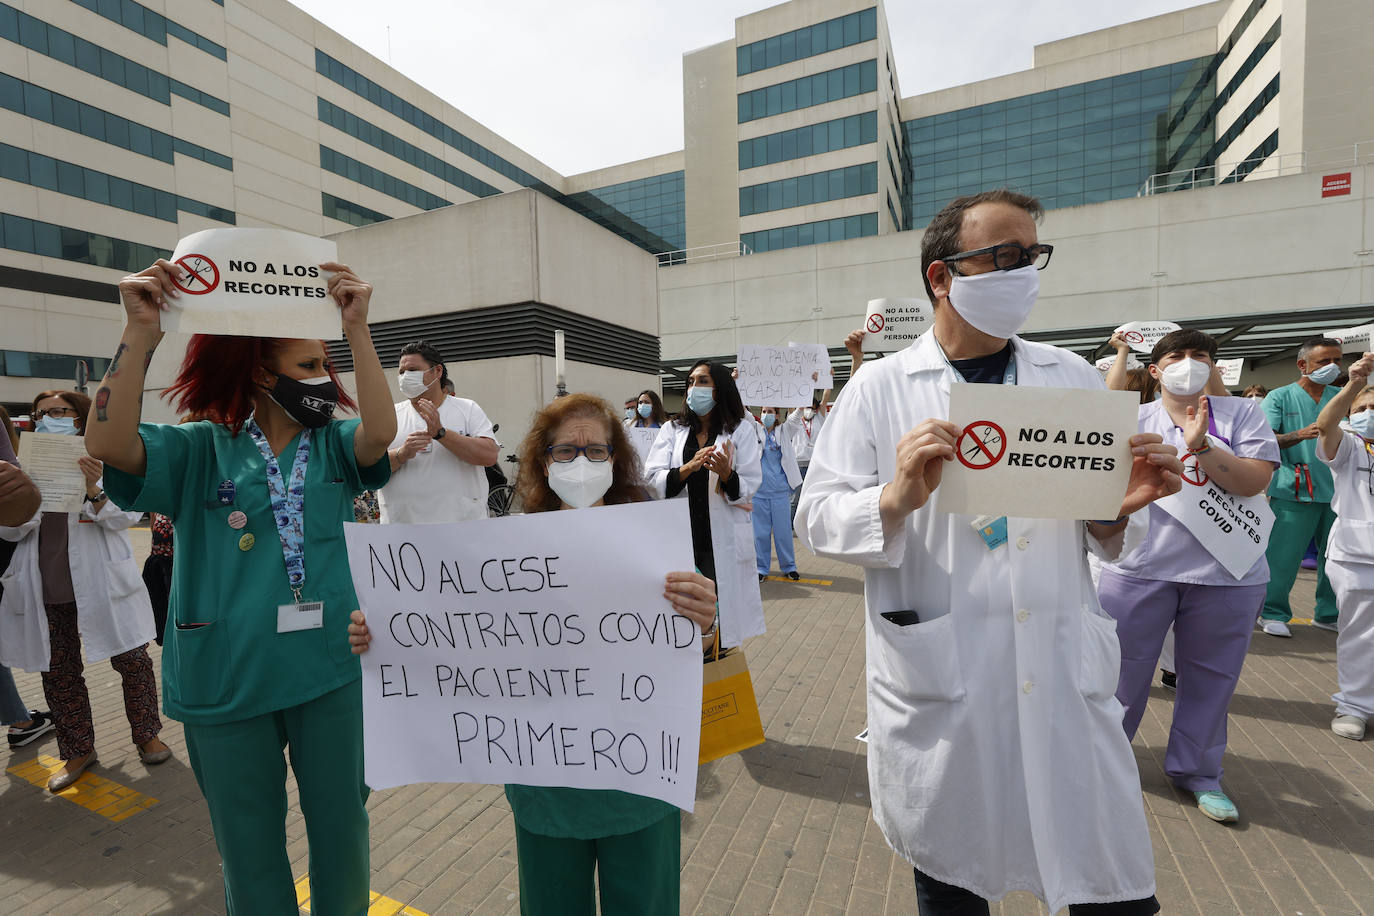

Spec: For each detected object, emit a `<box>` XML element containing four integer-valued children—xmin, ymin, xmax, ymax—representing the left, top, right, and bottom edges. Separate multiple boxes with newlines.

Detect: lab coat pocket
<box><xmin>871</xmin><ymin>612</ymin><xmax>966</xmax><ymax>702</ymax></box>
<box><xmin>104</xmin><ymin>559</ymin><xmax>145</xmax><ymax>599</ymax></box>
<box><xmin>0</xmin><ymin>572</ymin><xmax>20</xmax><ymax>613</ymax></box>
<box><xmin>1077</xmin><ymin>608</ymin><xmax>1122</xmax><ymax>701</ymax></box>
<box><xmin>171</xmin><ymin>622</ymin><xmax>231</xmax><ymax>707</ymax></box>
<box><xmin>1328</xmin><ymin>517</ymin><xmax>1374</xmax><ymax>562</ymax></box>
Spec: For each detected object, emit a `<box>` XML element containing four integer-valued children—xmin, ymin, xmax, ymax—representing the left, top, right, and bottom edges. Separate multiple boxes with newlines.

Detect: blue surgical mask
<box><xmin>1350</xmin><ymin>410</ymin><xmax>1374</xmax><ymax>440</ymax></box>
<box><xmin>761</xmin><ymin>413</ymin><xmax>776</xmax><ymax>428</ymax></box>
<box><xmin>637</xmin><ymin>403</ymin><xmax>652</xmax><ymax>419</ymax></box>
<box><xmin>36</xmin><ymin>415</ymin><xmax>78</xmax><ymax>435</ymax></box>
<box><xmin>1307</xmin><ymin>363</ymin><xmax>1341</xmax><ymax>386</ymax></box>
<box><xmin>686</xmin><ymin>387</ymin><xmax>715</xmax><ymax>416</ymax></box>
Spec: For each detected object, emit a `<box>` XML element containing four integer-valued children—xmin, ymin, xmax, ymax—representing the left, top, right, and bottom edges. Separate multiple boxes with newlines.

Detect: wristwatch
<box><xmin>85</xmin><ymin>490</ymin><xmax>106</xmax><ymax>504</ymax></box>
<box><xmin>433</xmin><ymin>426</ymin><xmax>447</xmax><ymax>441</ymax></box>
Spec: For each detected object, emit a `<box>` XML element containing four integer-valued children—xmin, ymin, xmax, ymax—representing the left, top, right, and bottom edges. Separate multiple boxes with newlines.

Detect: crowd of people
<box><xmin>0</xmin><ymin>187</ymin><xmax>1369</xmax><ymax>915</ymax></box>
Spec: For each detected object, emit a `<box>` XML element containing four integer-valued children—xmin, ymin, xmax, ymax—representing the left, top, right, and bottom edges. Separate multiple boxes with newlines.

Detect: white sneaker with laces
<box><xmin>1332</xmin><ymin>715</ymin><xmax>1366</xmax><ymax>740</ymax></box>
<box><xmin>1259</xmin><ymin>619</ymin><xmax>1291</xmax><ymax>638</ymax></box>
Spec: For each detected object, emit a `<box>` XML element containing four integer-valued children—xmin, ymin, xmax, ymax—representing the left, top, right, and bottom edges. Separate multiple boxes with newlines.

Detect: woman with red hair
<box><xmin>85</xmin><ymin>258</ymin><xmax>396</xmax><ymax>915</ymax></box>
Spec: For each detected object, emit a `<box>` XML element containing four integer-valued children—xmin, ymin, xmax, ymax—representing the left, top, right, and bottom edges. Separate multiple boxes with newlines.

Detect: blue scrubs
<box><xmin>753</xmin><ymin>427</ymin><xmax>796</xmax><ymax>576</ymax></box>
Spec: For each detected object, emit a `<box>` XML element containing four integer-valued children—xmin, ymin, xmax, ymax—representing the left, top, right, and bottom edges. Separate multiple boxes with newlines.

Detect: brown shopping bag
<box><xmin>699</xmin><ymin>645</ymin><xmax>765</xmax><ymax>763</ymax></box>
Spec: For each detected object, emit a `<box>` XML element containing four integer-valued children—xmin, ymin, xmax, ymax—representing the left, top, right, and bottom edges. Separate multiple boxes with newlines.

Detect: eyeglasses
<box><xmin>943</xmin><ymin>242</ymin><xmax>1054</xmax><ymax>274</ymax></box>
<box><xmin>34</xmin><ymin>406</ymin><xmax>79</xmax><ymax>419</ymax></box>
<box><xmin>546</xmin><ymin>444</ymin><xmax>613</xmax><ymax>463</ymax></box>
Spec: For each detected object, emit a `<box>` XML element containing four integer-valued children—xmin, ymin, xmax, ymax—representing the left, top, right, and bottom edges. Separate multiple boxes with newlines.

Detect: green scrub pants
<box><xmin>514</xmin><ymin>810</ymin><xmax>680</xmax><ymax>915</ymax></box>
<box><xmin>183</xmin><ymin>680</ymin><xmax>370</xmax><ymax>916</ymax></box>
<box><xmin>1262</xmin><ymin>498</ymin><xmax>1339</xmax><ymax>625</ymax></box>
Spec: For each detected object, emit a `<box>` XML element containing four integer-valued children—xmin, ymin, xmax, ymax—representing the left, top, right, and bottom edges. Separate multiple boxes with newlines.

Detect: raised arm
<box><xmin>323</xmin><ymin>262</ymin><xmax>397</xmax><ymax>467</ymax></box>
<box><xmin>1317</xmin><ymin>352</ymin><xmax>1373</xmax><ymax>459</ymax></box>
<box><xmin>84</xmin><ymin>261</ymin><xmax>181</xmax><ymax>476</ymax></box>
<box><xmin>1103</xmin><ymin>332</ymin><xmax>1132</xmax><ymax>392</ymax></box>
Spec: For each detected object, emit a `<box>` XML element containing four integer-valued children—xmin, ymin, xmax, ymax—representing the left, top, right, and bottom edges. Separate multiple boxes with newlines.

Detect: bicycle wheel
<box><xmin>487</xmin><ymin>484</ymin><xmax>516</xmax><ymax>517</ymax></box>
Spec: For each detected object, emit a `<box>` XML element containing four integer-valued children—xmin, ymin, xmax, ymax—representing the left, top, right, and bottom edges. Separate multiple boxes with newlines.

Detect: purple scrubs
<box><xmin>1099</xmin><ymin>397</ymin><xmax>1279</xmax><ymax>791</ymax></box>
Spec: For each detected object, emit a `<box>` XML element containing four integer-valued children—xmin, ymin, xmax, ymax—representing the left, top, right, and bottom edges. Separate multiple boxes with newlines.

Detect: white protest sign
<box><xmin>788</xmin><ymin>342</ymin><xmax>834</xmax><ymax>390</ymax></box>
<box><xmin>1096</xmin><ymin>353</ymin><xmax>1143</xmax><ymax>373</ymax></box>
<box><xmin>939</xmin><ymin>385</ymin><xmax>1139</xmax><ymax>519</ymax></box>
<box><xmin>625</xmin><ymin>426</ymin><xmax>659</xmax><ymax>470</ymax></box>
<box><xmin>16</xmin><ymin>433</ymin><xmax>89</xmax><ymax>513</ymax></box>
<box><xmin>1216</xmin><ymin>358</ymin><xmax>1244</xmax><ymax>387</ymax></box>
<box><xmin>1154</xmin><ymin>442</ymin><xmax>1273</xmax><ymax>579</ymax></box>
<box><xmin>1113</xmin><ymin>320</ymin><xmax>1182</xmax><ymax>354</ymax></box>
<box><xmin>863</xmin><ymin>298</ymin><xmax>933</xmax><ymax>351</ymax></box>
<box><xmin>1331</xmin><ymin>323</ymin><xmax>1374</xmax><ymax>354</ymax></box>
<box><xmin>164</xmin><ymin>228</ymin><xmax>341</xmax><ymax>339</ymax></box>
<box><xmin>736</xmin><ymin>345</ymin><xmax>814</xmax><ymax>408</ymax></box>
<box><xmin>344</xmin><ymin>500</ymin><xmax>703</xmax><ymax>810</ymax></box>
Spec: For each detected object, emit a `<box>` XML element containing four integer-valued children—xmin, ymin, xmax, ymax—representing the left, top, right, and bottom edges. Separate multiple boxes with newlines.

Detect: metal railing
<box><xmin>1140</xmin><ymin>142</ymin><xmax>1374</xmax><ymax>196</ymax></box>
<box><xmin>656</xmin><ymin>241</ymin><xmax>753</xmax><ymax>267</ymax></box>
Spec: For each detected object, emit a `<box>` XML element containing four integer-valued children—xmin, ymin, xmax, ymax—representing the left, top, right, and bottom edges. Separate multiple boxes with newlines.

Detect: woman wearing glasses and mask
<box><xmin>0</xmin><ymin>390</ymin><xmax>168</xmax><ymax>791</ymax></box>
<box><xmin>646</xmin><ymin>360</ymin><xmax>764</xmax><ymax>653</ymax></box>
<box><xmin>85</xmin><ymin>258</ymin><xmax>395</xmax><ymax>915</ymax></box>
<box><xmin>349</xmin><ymin>393</ymin><xmax>717</xmax><ymax>914</ymax></box>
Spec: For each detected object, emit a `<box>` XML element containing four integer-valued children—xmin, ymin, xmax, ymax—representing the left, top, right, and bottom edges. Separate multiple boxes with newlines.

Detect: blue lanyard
<box><xmin>245</xmin><ymin>417</ymin><xmax>312</xmax><ymax>600</ymax></box>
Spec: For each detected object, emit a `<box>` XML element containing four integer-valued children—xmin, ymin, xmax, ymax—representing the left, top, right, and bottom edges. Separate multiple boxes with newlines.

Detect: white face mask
<box><xmin>547</xmin><ymin>456</ymin><xmax>614</xmax><ymax>509</ymax></box>
<box><xmin>946</xmin><ymin>265</ymin><xmax>1040</xmax><ymax>339</ymax></box>
<box><xmin>802</xmin><ymin>408</ymin><xmax>814</xmax><ymax>420</ymax></box>
<box><xmin>398</xmin><ymin>369</ymin><xmax>432</xmax><ymax>399</ymax></box>
<box><xmin>1159</xmin><ymin>358</ymin><xmax>1212</xmax><ymax>396</ymax></box>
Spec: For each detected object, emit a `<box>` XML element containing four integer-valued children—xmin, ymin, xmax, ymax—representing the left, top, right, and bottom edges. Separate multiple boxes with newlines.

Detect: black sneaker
<box><xmin>786</xmin><ymin>571</ymin><xmax>800</xmax><ymax>581</ymax></box>
<box><xmin>759</xmin><ymin>573</ymin><xmax>767</xmax><ymax>582</ymax></box>
<box><xmin>1160</xmin><ymin>670</ymin><xmax>1177</xmax><ymax>691</ymax></box>
<box><xmin>8</xmin><ymin>710</ymin><xmax>55</xmax><ymax>748</ymax></box>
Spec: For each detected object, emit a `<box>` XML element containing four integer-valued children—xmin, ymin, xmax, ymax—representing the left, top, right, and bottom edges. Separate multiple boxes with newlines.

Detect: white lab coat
<box><xmin>782</xmin><ymin>406</ymin><xmax>825</xmax><ymax>465</ymax></box>
<box><xmin>0</xmin><ymin>493</ymin><xmax>155</xmax><ymax>672</ymax></box>
<box><xmin>646</xmin><ymin>419</ymin><xmax>765</xmax><ymax>647</ymax></box>
<box><xmin>796</xmin><ymin>332</ymin><xmax>1155</xmax><ymax>911</ymax></box>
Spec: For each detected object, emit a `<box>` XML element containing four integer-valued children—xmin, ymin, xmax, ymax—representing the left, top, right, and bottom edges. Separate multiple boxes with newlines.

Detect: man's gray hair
<box><xmin>1298</xmin><ymin>336</ymin><xmax>1343</xmax><ymax>360</ymax></box>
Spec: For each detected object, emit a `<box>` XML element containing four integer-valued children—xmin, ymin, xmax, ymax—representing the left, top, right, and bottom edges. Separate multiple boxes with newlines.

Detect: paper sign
<box><xmin>625</xmin><ymin>426</ymin><xmax>659</xmax><ymax>470</ymax></box>
<box><xmin>787</xmin><ymin>342</ymin><xmax>834</xmax><ymax>389</ymax></box>
<box><xmin>1095</xmin><ymin>353</ymin><xmax>1143</xmax><ymax>373</ymax></box>
<box><xmin>1216</xmin><ymin>358</ymin><xmax>1244</xmax><ymax>387</ymax></box>
<box><xmin>736</xmin><ymin>345</ymin><xmax>816</xmax><ymax>408</ymax></box>
<box><xmin>939</xmin><ymin>385</ymin><xmax>1139</xmax><ymax>519</ymax></box>
<box><xmin>164</xmin><ymin>228</ymin><xmax>341</xmax><ymax>339</ymax></box>
<box><xmin>863</xmin><ymin>298</ymin><xmax>932</xmax><ymax>351</ymax></box>
<box><xmin>344</xmin><ymin>500</ymin><xmax>704</xmax><ymax>810</ymax></box>
<box><xmin>1113</xmin><ymin>320</ymin><xmax>1182</xmax><ymax>354</ymax></box>
<box><xmin>1153</xmin><ymin>442</ymin><xmax>1272</xmax><ymax>579</ymax></box>
<box><xmin>16</xmin><ymin>433</ymin><xmax>89</xmax><ymax>513</ymax></box>
<box><xmin>1331</xmin><ymin>323</ymin><xmax>1374</xmax><ymax>353</ymax></box>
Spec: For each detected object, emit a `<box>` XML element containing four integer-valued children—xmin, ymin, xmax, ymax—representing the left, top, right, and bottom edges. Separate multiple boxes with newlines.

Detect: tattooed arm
<box><xmin>83</xmin><ymin>260</ymin><xmax>179</xmax><ymax>476</ymax></box>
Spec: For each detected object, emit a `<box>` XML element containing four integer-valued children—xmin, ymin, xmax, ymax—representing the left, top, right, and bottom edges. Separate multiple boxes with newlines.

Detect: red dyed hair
<box><xmin>163</xmin><ymin>335</ymin><xmax>356</xmax><ymax>433</ymax></box>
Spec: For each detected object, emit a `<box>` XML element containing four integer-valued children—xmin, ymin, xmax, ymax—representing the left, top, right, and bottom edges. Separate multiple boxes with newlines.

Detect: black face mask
<box><xmin>264</xmin><ymin>372</ymin><xmax>338</xmax><ymax>428</ymax></box>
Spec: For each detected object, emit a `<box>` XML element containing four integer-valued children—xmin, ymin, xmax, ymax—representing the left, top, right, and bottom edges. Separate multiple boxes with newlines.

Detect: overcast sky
<box><xmin>289</xmin><ymin>0</ymin><xmax>1206</xmax><ymax>177</ymax></box>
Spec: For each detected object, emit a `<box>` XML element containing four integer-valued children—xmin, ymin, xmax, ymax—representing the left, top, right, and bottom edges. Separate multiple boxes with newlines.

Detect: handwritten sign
<box><xmin>164</xmin><ymin>228</ymin><xmax>341</xmax><ymax>339</ymax></box>
<box><xmin>344</xmin><ymin>500</ymin><xmax>703</xmax><ymax>810</ymax></box>
<box><xmin>736</xmin><ymin>345</ymin><xmax>815</xmax><ymax>408</ymax></box>
<box><xmin>1153</xmin><ymin>441</ymin><xmax>1272</xmax><ymax>578</ymax></box>
<box><xmin>625</xmin><ymin>426</ymin><xmax>659</xmax><ymax>471</ymax></box>
<box><xmin>939</xmin><ymin>385</ymin><xmax>1139</xmax><ymax>519</ymax></box>
<box><xmin>1216</xmin><ymin>358</ymin><xmax>1244</xmax><ymax>387</ymax></box>
<box><xmin>1113</xmin><ymin>320</ymin><xmax>1181</xmax><ymax>355</ymax></box>
<box><xmin>863</xmin><ymin>298</ymin><xmax>933</xmax><ymax>351</ymax></box>
<box><xmin>16</xmin><ymin>433</ymin><xmax>89</xmax><ymax>513</ymax></box>
<box><xmin>787</xmin><ymin>342</ymin><xmax>834</xmax><ymax>390</ymax></box>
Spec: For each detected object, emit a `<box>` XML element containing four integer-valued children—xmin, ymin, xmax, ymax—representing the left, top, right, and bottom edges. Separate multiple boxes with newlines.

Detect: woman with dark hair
<box><xmin>628</xmin><ymin>389</ymin><xmax>668</xmax><ymax>428</ymax></box>
<box><xmin>349</xmin><ymin>392</ymin><xmax>717</xmax><ymax>915</ymax></box>
<box><xmin>646</xmin><ymin>360</ymin><xmax>764</xmax><ymax>650</ymax></box>
<box><xmin>0</xmin><ymin>389</ymin><xmax>167</xmax><ymax>791</ymax></box>
<box><xmin>85</xmin><ymin>257</ymin><xmax>395</xmax><ymax>914</ymax></box>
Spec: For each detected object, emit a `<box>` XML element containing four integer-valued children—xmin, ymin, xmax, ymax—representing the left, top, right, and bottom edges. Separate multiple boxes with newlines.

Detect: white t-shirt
<box><xmin>378</xmin><ymin>396</ymin><xmax>496</xmax><ymax>523</ymax></box>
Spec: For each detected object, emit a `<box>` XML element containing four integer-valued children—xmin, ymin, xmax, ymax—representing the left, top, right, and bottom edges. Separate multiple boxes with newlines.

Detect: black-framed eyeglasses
<box><xmin>943</xmin><ymin>243</ymin><xmax>1054</xmax><ymax>274</ymax></box>
<box><xmin>546</xmin><ymin>444</ymin><xmax>613</xmax><ymax>463</ymax></box>
<box><xmin>34</xmin><ymin>406</ymin><xmax>79</xmax><ymax>419</ymax></box>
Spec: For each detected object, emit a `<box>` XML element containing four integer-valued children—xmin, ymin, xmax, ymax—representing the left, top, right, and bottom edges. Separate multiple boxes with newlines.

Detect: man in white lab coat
<box><xmin>797</xmin><ymin>190</ymin><xmax>1183</xmax><ymax>915</ymax></box>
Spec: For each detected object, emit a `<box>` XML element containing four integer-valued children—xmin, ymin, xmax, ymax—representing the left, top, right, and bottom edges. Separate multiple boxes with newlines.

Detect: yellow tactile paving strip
<box><xmin>6</xmin><ymin>754</ymin><xmax>158</xmax><ymax>822</ymax></box>
<box><xmin>762</xmin><ymin>575</ymin><xmax>833</xmax><ymax>585</ymax></box>
<box><xmin>295</xmin><ymin>875</ymin><xmax>429</xmax><ymax>915</ymax></box>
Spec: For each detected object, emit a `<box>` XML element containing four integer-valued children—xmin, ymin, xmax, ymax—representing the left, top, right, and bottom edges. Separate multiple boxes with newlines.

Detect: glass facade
<box><xmin>576</xmin><ymin>172</ymin><xmax>685</xmax><ymax>251</ymax></box>
<box><xmin>902</xmin><ymin>57</ymin><xmax>1214</xmax><ymax>226</ymax></box>
<box><xmin>739</xmin><ymin>111</ymin><xmax>877</xmax><ymax>170</ymax></box>
<box><xmin>737</xmin><ymin>60</ymin><xmax>877</xmax><ymax>123</ymax></box>
<box><xmin>319</xmin><ymin>146</ymin><xmax>451</xmax><ymax>212</ymax></box>
<box><xmin>740</xmin><ymin>162</ymin><xmax>877</xmax><ymax>216</ymax></box>
<box><xmin>742</xmin><ymin>213</ymin><xmax>877</xmax><ymax>253</ymax></box>
<box><xmin>69</xmin><ymin>0</ymin><xmax>226</xmax><ymax>60</ymax></box>
<box><xmin>322</xmin><ymin>193</ymin><xmax>391</xmax><ymax>227</ymax></box>
<box><xmin>1</xmin><ymin>350</ymin><xmax>111</xmax><ymax>381</ymax></box>
<box><xmin>0</xmin><ymin>142</ymin><xmax>234</xmax><ymax>224</ymax></box>
<box><xmin>736</xmin><ymin>8</ymin><xmax>876</xmax><ymax>76</ymax></box>
<box><xmin>1</xmin><ymin>5</ymin><xmax>228</xmax><ymax>115</ymax></box>
<box><xmin>1</xmin><ymin>212</ymin><xmax>170</xmax><ymax>271</ymax></box>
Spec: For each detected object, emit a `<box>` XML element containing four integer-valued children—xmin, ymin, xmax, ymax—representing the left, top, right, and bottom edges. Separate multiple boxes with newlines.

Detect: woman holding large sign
<box><xmin>1097</xmin><ymin>329</ymin><xmax>1278</xmax><ymax>824</ymax></box>
<box><xmin>349</xmin><ymin>392</ymin><xmax>718</xmax><ymax>915</ymax></box>
<box><xmin>85</xmin><ymin>257</ymin><xmax>396</xmax><ymax>914</ymax></box>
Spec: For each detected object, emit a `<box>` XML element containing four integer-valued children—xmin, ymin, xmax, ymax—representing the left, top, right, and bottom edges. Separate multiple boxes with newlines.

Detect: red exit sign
<box><xmin>1322</xmin><ymin>172</ymin><xmax>1352</xmax><ymax>198</ymax></box>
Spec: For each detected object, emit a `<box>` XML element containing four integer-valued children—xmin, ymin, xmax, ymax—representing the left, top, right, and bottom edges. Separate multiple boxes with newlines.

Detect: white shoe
<box><xmin>1259</xmin><ymin>619</ymin><xmax>1291</xmax><ymax>638</ymax></box>
<box><xmin>1312</xmin><ymin>619</ymin><xmax>1339</xmax><ymax>632</ymax></box>
<box><xmin>1332</xmin><ymin>715</ymin><xmax>1366</xmax><ymax>740</ymax></box>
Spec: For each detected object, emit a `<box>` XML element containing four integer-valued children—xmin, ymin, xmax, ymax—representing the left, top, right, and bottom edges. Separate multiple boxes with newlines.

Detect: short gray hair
<box><xmin>1298</xmin><ymin>337</ymin><xmax>1342</xmax><ymax>360</ymax></box>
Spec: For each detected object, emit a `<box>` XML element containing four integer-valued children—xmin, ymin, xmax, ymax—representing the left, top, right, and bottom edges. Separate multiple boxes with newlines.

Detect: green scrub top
<box><xmin>504</xmin><ymin>784</ymin><xmax>676</xmax><ymax>840</ymax></box>
<box><xmin>104</xmin><ymin>419</ymin><xmax>390</xmax><ymax>725</ymax></box>
<box><xmin>1262</xmin><ymin>382</ymin><xmax>1337</xmax><ymax>503</ymax></box>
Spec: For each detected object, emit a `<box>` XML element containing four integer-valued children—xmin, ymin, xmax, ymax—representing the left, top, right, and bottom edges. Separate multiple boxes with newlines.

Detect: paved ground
<box><xmin>1</xmin><ymin>529</ymin><xmax>1371</xmax><ymax>914</ymax></box>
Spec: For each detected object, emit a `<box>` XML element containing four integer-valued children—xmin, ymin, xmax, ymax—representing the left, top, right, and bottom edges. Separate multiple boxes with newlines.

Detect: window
<box><xmin>737</xmin><ymin>8</ymin><xmax>877</xmax><ymax>75</ymax></box>
<box><xmin>0</xmin><ymin>212</ymin><xmax>170</xmax><ymax>270</ymax></box>
<box><xmin>738</xmin><ymin>111</ymin><xmax>876</xmax><ymax>170</ymax></box>
<box><xmin>738</xmin><ymin>60</ymin><xmax>878</xmax><ymax>123</ymax></box>
<box><xmin>741</xmin><ymin>213</ymin><xmax>878</xmax><ymax>253</ymax></box>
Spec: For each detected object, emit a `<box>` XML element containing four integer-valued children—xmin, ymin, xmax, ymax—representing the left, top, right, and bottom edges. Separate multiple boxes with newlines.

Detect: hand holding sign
<box><xmin>1348</xmin><ymin>352</ymin><xmax>1374</xmax><ymax>386</ymax></box>
<box><xmin>1113</xmin><ymin>320</ymin><xmax>1182</xmax><ymax>355</ymax></box>
<box><xmin>878</xmin><ymin>419</ymin><xmax>960</xmax><ymax>520</ymax></box>
<box><xmin>118</xmin><ymin>259</ymin><xmax>184</xmax><ymax>329</ymax></box>
<box><xmin>323</xmin><ymin>261</ymin><xmax>372</xmax><ymax>329</ymax></box>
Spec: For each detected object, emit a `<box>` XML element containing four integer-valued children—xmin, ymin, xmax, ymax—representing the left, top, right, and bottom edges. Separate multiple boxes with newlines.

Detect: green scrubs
<box><xmin>505</xmin><ymin>785</ymin><xmax>680</xmax><ymax>915</ymax></box>
<box><xmin>105</xmin><ymin>419</ymin><xmax>389</xmax><ymax>915</ymax></box>
<box><xmin>1261</xmin><ymin>383</ymin><xmax>1339</xmax><ymax>624</ymax></box>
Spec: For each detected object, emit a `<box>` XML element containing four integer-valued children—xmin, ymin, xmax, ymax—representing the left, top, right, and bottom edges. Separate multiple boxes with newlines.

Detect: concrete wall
<box><xmin>683</xmin><ymin>40</ymin><xmax>742</xmax><ymax>250</ymax></box>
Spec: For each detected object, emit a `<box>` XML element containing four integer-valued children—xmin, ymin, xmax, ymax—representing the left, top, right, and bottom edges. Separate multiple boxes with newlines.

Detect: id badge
<box><xmin>971</xmin><ymin>515</ymin><xmax>1008</xmax><ymax>551</ymax></box>
<box><xmin>277</xmin><ymin>601</ymin><xmax>324</xmax><ymax>633</ymax></box>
